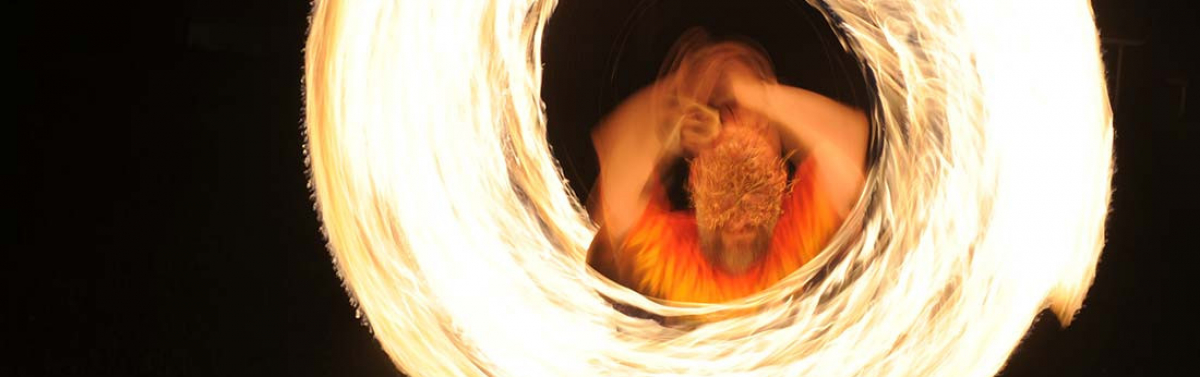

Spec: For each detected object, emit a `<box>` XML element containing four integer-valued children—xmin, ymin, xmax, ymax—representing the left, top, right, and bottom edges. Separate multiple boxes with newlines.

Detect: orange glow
<box><xmin>303</xmin><ymin>0</ymin><xmax>1113</xmax><ymax>376</ymax></box>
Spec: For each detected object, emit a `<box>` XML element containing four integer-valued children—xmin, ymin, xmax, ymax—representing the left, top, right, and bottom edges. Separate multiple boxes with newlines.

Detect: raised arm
<box><xmin>591</xmin><ymin>82</ymin><xmax>683</xmax><ymax>243</ymax></box>
<box><xmin>733</xmin><ymin>79</ymin><xmax>869</xmax><ymax>217</ymax></box>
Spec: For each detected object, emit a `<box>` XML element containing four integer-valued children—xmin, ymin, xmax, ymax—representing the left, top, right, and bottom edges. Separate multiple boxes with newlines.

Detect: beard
<box><xmin>688</xmin><ymin>125</ymin><xmax>787</xmax><ymax>274</ymax></box>
<box><xmin>688</xmin><ymin>126</ymin><xmax>787</xmax><ymax>228</ymax></box>
<box><xmin>698</xmin><ymin>225</ymin><xmax>773</xmax><ymax>274</ymax></box>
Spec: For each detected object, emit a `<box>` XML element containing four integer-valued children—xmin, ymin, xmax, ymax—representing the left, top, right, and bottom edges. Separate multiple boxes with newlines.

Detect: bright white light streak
<box><xmin>303</xmin><ymin>0</ymin><xmax>1113</xmax><ymax>376</ymax></box>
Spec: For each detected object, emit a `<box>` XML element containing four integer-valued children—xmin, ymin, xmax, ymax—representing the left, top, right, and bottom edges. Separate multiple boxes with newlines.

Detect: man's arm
<box><xmin>591</xmin><ymin>82</ymin><xmax>684</xmax><ymax>244</ymax></box>
<box><xmin>736</xmin><ymin>82</ymin><xmax>869</xmax><ymax>217</ymax></box>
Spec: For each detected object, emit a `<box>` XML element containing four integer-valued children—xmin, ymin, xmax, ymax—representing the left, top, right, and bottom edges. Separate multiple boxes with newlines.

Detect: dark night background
<box><xmin>19</xmin><ymin>0</ymin><xmax>1193</xmax><ymax>375</ymax></box>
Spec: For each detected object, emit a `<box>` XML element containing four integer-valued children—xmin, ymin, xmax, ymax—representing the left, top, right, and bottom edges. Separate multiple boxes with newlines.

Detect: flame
<box><xmin>303</xmin><ymin>0</ymin><xmax>1113</xmax><ymax>375</ymax></box>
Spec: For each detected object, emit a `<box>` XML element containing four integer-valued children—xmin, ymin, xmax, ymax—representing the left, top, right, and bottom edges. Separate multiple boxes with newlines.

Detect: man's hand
<box><xmin>721</xmin><ymin>59</ymin><xmax>772</xmax><ymax>112</ymax></box>
<box><xmin>733</xmin><ymin>81</ymin><xmax>870</xmax><ymax>218</ymax></box>
<box><xmin>671</xmin><ymin>46</ymin><xmax>775</xmax><ymax>156</ymax></box>
<box><xmin>675</xmin><ymin>99</ymin><xmax>722</xmax><ymax>156</ymax></box>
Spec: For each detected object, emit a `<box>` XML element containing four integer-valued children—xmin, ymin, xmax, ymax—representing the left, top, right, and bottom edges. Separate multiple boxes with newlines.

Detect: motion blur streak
<box><xmin>303</xmin><ymin>0</ymin><xmax>1113</xmax><ymax>375</ymax></box>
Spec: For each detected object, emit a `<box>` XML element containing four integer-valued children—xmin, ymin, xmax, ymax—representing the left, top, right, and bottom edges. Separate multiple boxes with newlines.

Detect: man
<box><xmin>588</xmin><ymin>32</ymin><xmax>868</xmax><ymax>304</ymax></box>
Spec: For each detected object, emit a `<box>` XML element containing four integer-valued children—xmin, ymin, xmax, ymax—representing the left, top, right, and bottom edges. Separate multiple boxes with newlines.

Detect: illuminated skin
<box><xmin>591</xmin><ymin>45</ymin><xmax>868</xmax><ymax>278</ymax></box>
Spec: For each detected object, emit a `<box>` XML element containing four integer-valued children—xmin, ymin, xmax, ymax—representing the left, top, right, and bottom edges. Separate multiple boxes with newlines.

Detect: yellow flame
<box><xmin>303</xmin><ymin>0</ymin><xmax>1113</xmax><ymax>375</ymax></box>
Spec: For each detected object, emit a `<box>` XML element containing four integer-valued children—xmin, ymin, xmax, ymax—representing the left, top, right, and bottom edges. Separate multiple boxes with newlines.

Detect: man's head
<box><xmin>689</xmin><ymin>108</ymin><xmax>788</xmax><ymax>274</ymax></box>
<box><xmin>661</xmin><ymin>29</ymin><xmax>787</xmax><ymax>273</ymax></box>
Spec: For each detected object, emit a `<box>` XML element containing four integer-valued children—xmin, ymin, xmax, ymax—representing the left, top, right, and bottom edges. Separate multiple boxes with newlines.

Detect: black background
<box><xmin>19</xmin><ymin>0</ymin><xmax>1194</xmax><ymax>375</ymax></box>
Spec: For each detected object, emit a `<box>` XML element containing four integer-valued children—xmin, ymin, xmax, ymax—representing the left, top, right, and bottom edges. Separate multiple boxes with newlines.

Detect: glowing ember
<box><xmin>303</xmin><ymin>0</ymin><xmax>1113</xmax><ymax>375</ymax></box>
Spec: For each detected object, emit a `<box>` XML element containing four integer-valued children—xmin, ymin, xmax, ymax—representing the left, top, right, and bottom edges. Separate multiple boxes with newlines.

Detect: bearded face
<box><xmin>664</xmin><ymin>33</ymin><xmax>787</xmax><ymax>274</ymax></box>
<box><xmin>688</xmin><ymin>116</ymin><xmax>788</xmax><ymax>274</ymax></box>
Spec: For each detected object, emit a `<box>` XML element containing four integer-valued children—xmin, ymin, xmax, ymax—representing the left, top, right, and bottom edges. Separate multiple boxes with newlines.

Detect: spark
<box><xmin>303</xmin><ymin>0</ymin><xmax>1113</xmax><ymax>376</ymax></box>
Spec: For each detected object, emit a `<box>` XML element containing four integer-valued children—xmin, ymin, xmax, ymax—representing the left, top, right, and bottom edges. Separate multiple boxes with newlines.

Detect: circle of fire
<box><xmin>303</xmin><ymin>0</ymin><xmax>1113</xmax><ymax>375</ymax></box>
